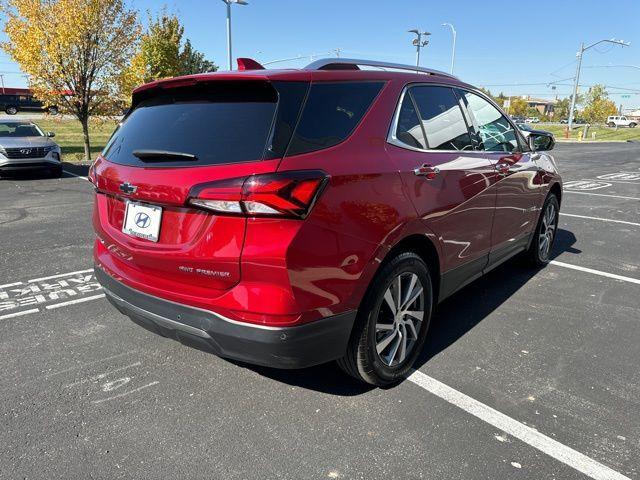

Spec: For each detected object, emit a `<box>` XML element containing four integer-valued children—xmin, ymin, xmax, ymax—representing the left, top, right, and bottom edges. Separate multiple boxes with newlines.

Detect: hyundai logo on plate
<box><xmin>134</xmin><ymin>212</ymin><xmax>151</xmax><ymax>229</ymax></box>
<box><xmin>20</xmin><ymin>148</ymin><xmax>31</xmax><ymax>155</ymax></box>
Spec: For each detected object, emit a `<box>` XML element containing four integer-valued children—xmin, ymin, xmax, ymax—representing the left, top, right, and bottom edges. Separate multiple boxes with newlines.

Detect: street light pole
<box><xmin>408</xmin><ymin>29</ymin><xmax>431</xmax><ymax>68</ymax></box>
<box><xmin>221</xmin><ymin>0</ymin><xmax>248</xmax><ymax>71</ymax></box>
<box><xmin>442</xmin><ymin>23</ymin><xmax>456</xmax><ymax>74</ymax></box>
<box><xmin>567</xmin><ymin>38</ymin><xmax>630</xmax><ymax>131</ymax></box>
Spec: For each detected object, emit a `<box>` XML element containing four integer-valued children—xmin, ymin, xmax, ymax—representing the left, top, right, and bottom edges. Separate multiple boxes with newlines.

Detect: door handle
<box><xmin>495</xmin><ymin>163</ymin><xmax>511</xmax><ymax>176</ymax></box>
<box><xmin>414</xmin><ymin>164</ymin><xmax>440</xmax><ymax>179</ymax></box>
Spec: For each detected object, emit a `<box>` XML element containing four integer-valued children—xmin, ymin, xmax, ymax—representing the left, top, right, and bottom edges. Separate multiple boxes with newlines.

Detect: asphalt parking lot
<box><xmin>1</xmin><ymin>142</ymin><xmax>639</xmax><ymax>480</ymax></box>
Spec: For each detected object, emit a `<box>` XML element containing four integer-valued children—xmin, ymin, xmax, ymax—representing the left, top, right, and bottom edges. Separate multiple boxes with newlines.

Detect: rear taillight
<box><xmin>188</xmin><ymin>170</ymin><xmax>329</xmax><ymax>219</ymax></box>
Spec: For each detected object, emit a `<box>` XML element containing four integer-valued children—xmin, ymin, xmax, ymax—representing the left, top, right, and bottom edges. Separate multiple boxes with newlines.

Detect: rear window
<box><xmin>286</xmin><ymin>82</ymin><xmax>384</xmax><ymax>156</ymax></box>
<box><xmin>103</xmin><ymin>81</ymin><xmax>306</xmax><ymax>167</ymax></box>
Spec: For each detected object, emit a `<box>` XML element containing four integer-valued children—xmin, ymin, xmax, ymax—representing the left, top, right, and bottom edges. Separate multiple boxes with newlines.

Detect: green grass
<box><xmin>538</xmin><ymin>124</ymin><xmax>640</xmax><ymax>142</ymax></box>
<box><xmin>36</xmin><ymin>118</ymin><xmax>119</xmax><ymax>162</ymax></box>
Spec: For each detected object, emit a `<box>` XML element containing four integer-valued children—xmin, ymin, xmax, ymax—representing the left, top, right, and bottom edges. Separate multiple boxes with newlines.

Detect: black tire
<box><xmin>608</xmin><ymin>122</ymin><xmax>616</xmax><ymax>128</ymax></box>
<box><xmin>50</xmin><ymin>165</ymin><xmax>63</xmax><ymax>178</ymax></box>
<box><xmin>5</xmin><ymin>106</ymin><xmax>18</xmax><ymax>115</ymax></box>
<box><xmin>629</xmin><ymin>123</ymin><xmax>637</xmax><ymax>128</ymax></box>
<box><xmin>337</xmin><ymin>252</ymin><xmax>433</xmax><ymax>386</ymax></box>
<box><xmin>525</xmin><ymin>194</ymin><xmax>560</xmax><ymax>266</ymax></box>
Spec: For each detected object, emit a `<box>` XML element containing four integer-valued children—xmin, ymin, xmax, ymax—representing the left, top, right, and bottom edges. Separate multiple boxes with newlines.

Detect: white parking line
<box><xmin>0</xmin><ymin>308</ymin><xmax>40</xmax><ymax>320</ymax></box>
<box><xmin>408</xmin><ymin>370</ymin><xmax>630</xmax><ymax>480</ymax></box>
<box><xmin>28</xmin><ymin>268</ymin><xmax>94</xmax><ymax>283</ymax></box>
<box><xmin>63</xmin><ymin>170</ymin><xmax>88</xmax><ymax>181</ymax></box>
<box><xmin>565</xmin><ymin>191</ymin><xmax>640</xmax><ymax>201</ymax></box>
<box><xmin>562</xmin><ymin>213</ymin><xmax>640</xmax><ymax>227</ymax></box>
<box><xmin>550</xmin><ymin>261</ymin><xmax>640</xmax><ymax>285</ymax></box>
<box><xmin>92</xmin><ymin>381</ymin><xmax>160</xmax><ymax>404</ymax></box>
<box><xmin>0</xmin><ymin>281</ymin><xmax>22</xmax><ymax>289</ymax></box>
<box><xmin>46</xmin><ymin>294</ymin><xmax>106</xmax><ymax>310</ymax></box>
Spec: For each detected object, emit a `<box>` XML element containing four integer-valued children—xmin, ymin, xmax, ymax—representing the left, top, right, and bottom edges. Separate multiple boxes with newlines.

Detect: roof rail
<box><xmin>304</xmin><ymin>58</ymin><xmax>457</xmax><ymax>79</ymax></box>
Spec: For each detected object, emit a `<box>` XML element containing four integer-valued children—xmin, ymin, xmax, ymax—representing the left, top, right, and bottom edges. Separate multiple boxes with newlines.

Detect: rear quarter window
<box><xmin>286</xmin><ymin>82</ymin><xmax>384</xmax><ymax>156</ymax></box>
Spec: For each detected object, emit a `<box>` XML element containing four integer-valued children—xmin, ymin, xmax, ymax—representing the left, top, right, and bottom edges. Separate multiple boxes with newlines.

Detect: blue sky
<box><xmin>1</xmin><ymin>0</ymin><xmax>639</xmax><ymax>109</ymax></box>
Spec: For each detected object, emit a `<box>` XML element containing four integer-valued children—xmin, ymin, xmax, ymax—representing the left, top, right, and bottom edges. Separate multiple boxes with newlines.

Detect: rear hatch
<box><xmin>93</xmin><ymin>79</ymin><xmax>309</xmax><ymax>295</ymax></box>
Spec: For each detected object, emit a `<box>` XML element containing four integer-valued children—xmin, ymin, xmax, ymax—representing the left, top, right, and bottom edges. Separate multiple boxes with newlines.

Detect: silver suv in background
<box><xmin>0</xmin><ymin>121</ymin><xmax>62</xmax><ymax>177</ymax></box>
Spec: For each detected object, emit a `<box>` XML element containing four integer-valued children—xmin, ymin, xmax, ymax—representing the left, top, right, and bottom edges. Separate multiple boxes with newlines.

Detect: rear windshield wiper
<box><xmin>132</xmin><ymin>149</ymin><xmax>198</xmax><ymax>162</ymax></box>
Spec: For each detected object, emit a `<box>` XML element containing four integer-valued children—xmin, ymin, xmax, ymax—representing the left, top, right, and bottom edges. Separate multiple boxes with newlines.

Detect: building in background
<box><xmin>524</xmin><ymin>96</ymin><xmax>557</xmax><ymax>116</ymax></box>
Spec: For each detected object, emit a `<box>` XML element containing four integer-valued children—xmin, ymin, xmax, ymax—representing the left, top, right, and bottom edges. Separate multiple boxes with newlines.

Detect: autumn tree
<box><xmin>553</xmin><ymin>97</ymin><xmax>571</xmax><ymax>121</ymax></box>
<box><xmin>508</xmin><ymin>97</ymin><xmax>528</xmax><ymax>117</ymax></box>
<box><xmin>1</xmin><ymin>0</ymin><xmax>140</xmax><ymax>161</ymax></box>
<box><xmin>582</xmin><ymin>84</ymin><xmax>617</xmax><ymax>124</ymax></box>
<box><xmin>120</xmin><ymin>11</ymin><xmax>217</xmax><ymax>97</ymax></box>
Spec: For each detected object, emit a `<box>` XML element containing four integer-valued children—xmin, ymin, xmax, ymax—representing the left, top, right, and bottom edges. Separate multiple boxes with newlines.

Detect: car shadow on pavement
<box><xmin>239</xmin><ymin>228</ymin><xmax>580</xmax><ymax>395</ymax></box>
<box><xmin>415</xmin><ymin>228</ymin><xmax>579</xmax><ymax>370</ymax></box>
<box><xmin>0</xmin><ymin>163</ymin><xmax>89</xmax><ymax>181</ymax></box>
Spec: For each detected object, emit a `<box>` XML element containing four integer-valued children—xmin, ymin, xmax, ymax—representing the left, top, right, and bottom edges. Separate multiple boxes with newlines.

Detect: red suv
<box><xmin>92</xmin><ymin>58</ymin><xmax>561</xmax><ymax>386</ymax></box>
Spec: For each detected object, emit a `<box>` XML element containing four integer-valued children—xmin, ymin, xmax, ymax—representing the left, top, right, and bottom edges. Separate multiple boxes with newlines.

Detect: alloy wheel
<box><xmin>539</xmin><ymin>202</ymin><xmax>557</xmax><ymax>260</ymax></box>
<box><xmin>375</xmin><ymin>272</ymin><xmax>425</xmax><ymax>367</ymax></box>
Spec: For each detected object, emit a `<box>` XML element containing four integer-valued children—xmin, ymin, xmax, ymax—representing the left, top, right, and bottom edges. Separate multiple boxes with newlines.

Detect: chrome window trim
<box><xmin>386</xmin><ymin>82</ymin><xmax>528</xmax><ymax>154</ymax></box>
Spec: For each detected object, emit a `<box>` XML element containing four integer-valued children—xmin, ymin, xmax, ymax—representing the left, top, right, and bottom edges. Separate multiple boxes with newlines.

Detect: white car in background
<box><xmin>0</xmin><ymin>120</ymin><xmax>62</xmax><ymax>177</ymax></box>
<box><xmin>525</xmin><ymin>116</ymin><xmax>540</xmax><ymax>123</ymax></box>
<box><xmin>607</xmin><ymin>116</ymin><xmax>637</xmax><ymax>128</ymax></box>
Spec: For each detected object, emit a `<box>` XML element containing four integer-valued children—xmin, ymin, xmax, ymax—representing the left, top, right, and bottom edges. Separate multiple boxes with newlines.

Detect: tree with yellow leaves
<box><xmin>1</xmin><ymin>0</ymin><xmax>140</xmax><ymax>161</ymax></box>
<box><xmin>118</xmin><ymin>11</ymin><xmax>217</xmax><ymax>100</ymax></box>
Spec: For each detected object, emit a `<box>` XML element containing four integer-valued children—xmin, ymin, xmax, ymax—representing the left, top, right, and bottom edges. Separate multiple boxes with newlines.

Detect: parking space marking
<box><xmin>550</xmin><ymin>261</ymin><xmax>640</xmax><ymax>285</ymax></box>
<box><xmin>65</xmin><ymin>361</ymin><xmax>142</xmax><ymax>388</ymax></box>
<box><xmin>28</xmin><ymin>268</ymin><xmax>94</xmax><ymax>283</ymax></box>
<box><xmin>408</xmin><ymin>370</ymin><xmax>630</xmax><ymax>480</ymax></box>
<box><xmin>0</xmin><ymin>308</ymin><xmax>40</xmax><ymax>321</ymax></box>
<box><xmin>46</xmin><ymin>293</ymin><xmax>106</xmax><ymax>310</ymax></box>
<box><xmin>563</xmin><ymin>180</ymin><xmax>611</xmax><ymax>191</ymax></box>
<box><xmin>63</xmin><ymin>170</ymin><xmax>88</xmax><ymax>181</ymax></box>
<box><xmin>564</xmin><ymin>191</ymin><xmax>640</xmax><ymax>201</ymax></box>
<box><xmin>597</xmin><ymin>172</ymin><xmax>640</xmax><ymax>181</ymax></box>
<box><xmin>562</xmin><ymin>213</ymin><xmax>640</xmax><ymax>227</ymax></box>
<box><xmin>585</xmin><ymin>179</ymin><xmax>640</xmax><ymax>185</ymax></box>
<box><xmin>91</xmin><ymin>381</ymin><xmax>159</xmax><ymax>404</ymax></box>
<box><xmin>1</xmin><ymin>269</ymin><xmax>103</xmax><ymax>319</ymax></box>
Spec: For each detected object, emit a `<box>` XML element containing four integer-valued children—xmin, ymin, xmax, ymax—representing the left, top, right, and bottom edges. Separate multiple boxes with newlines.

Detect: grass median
<box><xmin>537</xmin><ymin>124</ymin><xmax>640</xmax><ymax>142</ymax></box>
<box><xmin>36</xmin><ymin>117</ymin><xmax>120</xmax><ymax>163</ymax></box>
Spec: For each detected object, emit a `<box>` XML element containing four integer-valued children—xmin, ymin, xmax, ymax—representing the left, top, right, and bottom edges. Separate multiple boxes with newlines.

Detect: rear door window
<box><xmin>103</xmin><ymin>81</ymin><xmax>304</xmax><ymax>168</ymax></box>
<box><xmin>410</xmin><ymin>86</ymin><xmax>474</xmax><ymax>151</ymax></box>
<box><xmin>286</xmin><ymin>82</ymin><xmax>384</xmax><ymax>156</ymax></box>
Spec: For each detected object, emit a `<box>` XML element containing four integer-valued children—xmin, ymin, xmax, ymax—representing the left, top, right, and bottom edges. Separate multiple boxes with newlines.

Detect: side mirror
<box><xmin>46</xmin><ymin>132</ymin><xmax>56</xmax><ymax>138</ymax></box>
<box><xmin>528</xmin><ymin>132</ymin><xmax>554</xmax><ymax>152</ymax></box>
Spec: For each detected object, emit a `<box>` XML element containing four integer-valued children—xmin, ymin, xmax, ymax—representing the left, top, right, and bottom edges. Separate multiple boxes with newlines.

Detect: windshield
<box><xmin>0</xmin><ymin>122</ymin><xmax>44</xmax><ymax>137</ymax></box>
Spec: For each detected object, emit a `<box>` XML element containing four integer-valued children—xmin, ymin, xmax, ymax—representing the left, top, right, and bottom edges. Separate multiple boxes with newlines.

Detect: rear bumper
<box><xmin>95</xmin><ymin>266</ymin><xmax>357</xmax><ymax>369</ymax></box>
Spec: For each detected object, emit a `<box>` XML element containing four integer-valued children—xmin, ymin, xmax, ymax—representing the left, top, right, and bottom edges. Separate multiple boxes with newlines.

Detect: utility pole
<box><xmin>0</xmin><ymin>74</ymin><xmax>5</xmax><ymax>94</ymax></box>
<box><xmin>221</xmin><ymin>0</ymin><xmax>248</xmax><ymax>71</ymax></box>
<box><xmin>442</xmin><ymin>23</ymin><xmax>457</xmax><ymax>74</ymax></box>
<box><xmin>568</xmin><ymin>43</ymin><xmax>584</xmax><ymax>132</ymax></box>
<box><xmin>568</xmin><ymin>38</ymin><xmax>630</xmax><ymax>131</ymax></box>
<box><xmin>408</xmin><ymin>29</ymin><xmax>431</xmax><ymax>68</ymax></box>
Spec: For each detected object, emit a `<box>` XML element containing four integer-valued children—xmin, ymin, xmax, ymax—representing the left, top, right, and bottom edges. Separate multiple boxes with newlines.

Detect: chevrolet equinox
<box><xmin>92</xmin><ymin>58</ymin><xmax>562</xmax><ymax>386</ymax></box>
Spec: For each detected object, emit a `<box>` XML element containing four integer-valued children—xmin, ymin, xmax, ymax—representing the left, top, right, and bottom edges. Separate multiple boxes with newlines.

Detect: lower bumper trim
<box><xmin>96</xmin><ymin>266</ymin><xmax>357</xmax><ymax>369</ymax></box>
